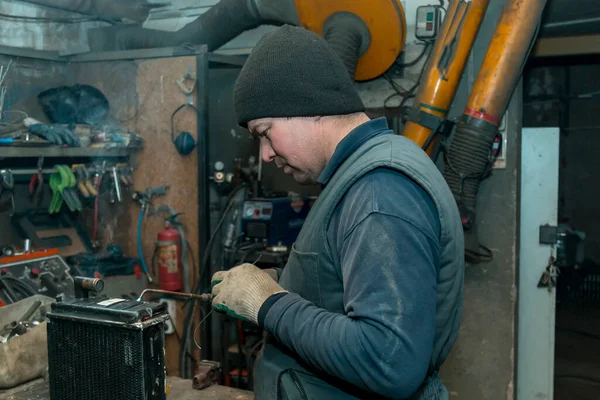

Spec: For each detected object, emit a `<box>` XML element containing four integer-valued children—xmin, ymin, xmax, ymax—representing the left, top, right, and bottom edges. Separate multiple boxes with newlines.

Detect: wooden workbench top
<box><xmin>0</xmin><ymin>376</ymin><xmax>254</xmax><ymax>400</ymax></box>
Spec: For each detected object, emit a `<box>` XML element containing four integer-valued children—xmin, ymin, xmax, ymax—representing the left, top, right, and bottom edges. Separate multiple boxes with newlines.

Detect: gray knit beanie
<box><xmin>234</xmin><ymin>25</ymin><xmax>365</xmax><ymax>128</ymax></box>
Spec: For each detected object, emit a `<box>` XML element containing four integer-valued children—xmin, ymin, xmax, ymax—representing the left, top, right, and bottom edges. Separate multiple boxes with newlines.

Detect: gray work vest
<box><xmin>254</xmin><ymin>134</ymin><xmax>464</xmax><ymax>400</ymax></box>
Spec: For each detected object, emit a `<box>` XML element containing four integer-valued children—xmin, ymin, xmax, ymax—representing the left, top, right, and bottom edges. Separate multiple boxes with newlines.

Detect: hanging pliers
<box><xmin>29</xmin><ymin>156</ymin><xmax>44</xmax><ymax>207</ymax></box>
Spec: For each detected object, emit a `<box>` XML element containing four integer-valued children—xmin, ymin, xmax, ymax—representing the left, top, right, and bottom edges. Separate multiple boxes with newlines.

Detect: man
<box><xmin>211</xmin><ymin>25</ymin><xmax>464</xmax><ymax>400</ymax></box>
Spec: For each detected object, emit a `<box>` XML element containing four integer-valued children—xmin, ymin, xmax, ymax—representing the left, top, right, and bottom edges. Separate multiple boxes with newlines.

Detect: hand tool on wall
<box><xmin>110</xmin><ymin>166</ymin><xmax>122</xmax><ymax>203</ymax></box>
<box><xmin>83</xmin><ymin>167</ymin><xmax>98</xmax><ymax>197</ymax></box>
<box><xmin>28</xmin><ymin>157</ymin><xmax>44</xmax><ymax>206</ymax></box>
<box><xmin>68</xmin><ymin>164</ymin><xmax>97</xmax><ymax>198</ymax></box>
<box><xmin>116</xmin><ymin>163</ymin><xmax>133</xmax><ymax>188</ymax></box>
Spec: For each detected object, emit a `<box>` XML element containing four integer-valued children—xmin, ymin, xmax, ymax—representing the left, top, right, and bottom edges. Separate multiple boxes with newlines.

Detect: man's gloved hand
<box><xmin>263</xmin><ymin>268</ymin><xmax>279</xmax><ymax>282</ymax></box>
<box><xmin>211</xmin><ymin>264</ymin><xmax>287</xmax><ymax>324</ymax></box>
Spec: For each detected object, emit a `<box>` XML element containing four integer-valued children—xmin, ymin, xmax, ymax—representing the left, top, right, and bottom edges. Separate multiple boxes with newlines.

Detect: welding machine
<box><xmin>241</xmin><ymin>197</ymin><xmax>312</xmax><ymax>247</ymax></box>
<box><xmin>46</xmin><ymin>295</ymin><xmax>169</xmax><ymax>400</ymax></box>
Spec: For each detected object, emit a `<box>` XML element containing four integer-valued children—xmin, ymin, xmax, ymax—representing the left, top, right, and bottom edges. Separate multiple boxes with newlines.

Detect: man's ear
<box><xmin>313</xmin><ymin>116</ymin><xmax>322</xmax><ymax>121</ymax></box>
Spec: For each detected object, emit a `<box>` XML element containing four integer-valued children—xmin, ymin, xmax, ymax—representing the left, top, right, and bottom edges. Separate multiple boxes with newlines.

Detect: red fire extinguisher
<box><xmin>156</xmin><ymin>215</ymin><xmax>183</xmax><ymax>291</ymax></box>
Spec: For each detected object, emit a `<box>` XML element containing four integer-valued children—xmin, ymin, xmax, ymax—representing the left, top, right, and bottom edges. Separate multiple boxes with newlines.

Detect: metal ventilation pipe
<box><xmin>87</xmin><ymin>0</ymin><xmax>374</xmax><ymax>81</ymax></box>
<box><xmin>20</xmin><ymin>0</ymin><xmax>155</xmax><ymax>23</ymax></box>
<box><xmin>323</xmin><ymin>12</ymin><xmax>371</xmax><ymax>79</ymax></box>
<box><xmin>87</xmin><ymin>0</ymin><xmax>300</xmax><ymax>52</ymax></box>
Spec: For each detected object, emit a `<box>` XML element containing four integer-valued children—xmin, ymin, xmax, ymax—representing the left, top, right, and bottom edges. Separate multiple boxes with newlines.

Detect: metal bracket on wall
<box><xmin>177</xmin><ymin>72</ymin><xmax>196</xmax><ymax>96</ymax></box>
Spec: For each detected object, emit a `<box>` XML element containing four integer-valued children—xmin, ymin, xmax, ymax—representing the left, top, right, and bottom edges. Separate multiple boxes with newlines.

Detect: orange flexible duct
<box><xmin>403</xmin><ymin>0</ymin><xmax>490</xmax><ymax>155</ymax></box>
<box><xmin>443</xmin><ymin>0</ymin><xmax>547</xmax><ymax>262</ymax></box>
<box><xmin>464</xmin><ymin>0</ymin><xmax>547</xmax><ymax>123</ymax></box>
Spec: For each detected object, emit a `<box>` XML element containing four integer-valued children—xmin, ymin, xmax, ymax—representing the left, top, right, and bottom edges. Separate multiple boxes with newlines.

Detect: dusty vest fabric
<box><xmin>254</xmin><ymin>135</ymin><xmax>464</xmax><ymax>400</ymax></box>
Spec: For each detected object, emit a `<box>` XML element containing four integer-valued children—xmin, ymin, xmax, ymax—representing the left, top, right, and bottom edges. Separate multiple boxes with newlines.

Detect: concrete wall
<box><xmin>434</xmin><ymin>1</ymin><xmax>520</xmax><ymax>398</ymax></box>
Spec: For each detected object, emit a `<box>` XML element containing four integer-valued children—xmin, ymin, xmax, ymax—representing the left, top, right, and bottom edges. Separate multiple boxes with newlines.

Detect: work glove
<box><xmin>211</xmin><ymin>263</ymin><xmax>287</xmax><ymax>324</ymax></box>
<box><xmin>27</xmin><ymin>122</ymin><xmax>80</xmax><ymax>146</ymax></box>
<box><xmin>263</xmin><ymin>268</ymin><xmax>279</xmax><ymax>282</ymax></box>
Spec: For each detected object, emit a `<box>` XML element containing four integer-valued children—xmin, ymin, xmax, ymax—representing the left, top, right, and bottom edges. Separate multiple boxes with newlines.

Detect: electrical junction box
<box><xmin>416</xmin><ymin>6</ymin><xmax>441</xmax><ymax>40</ymax></box>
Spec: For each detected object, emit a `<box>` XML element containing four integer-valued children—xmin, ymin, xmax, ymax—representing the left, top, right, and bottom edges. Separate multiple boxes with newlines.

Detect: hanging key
<box><xmin>537</xmin><ymin>256</ymin><xmax>559</xmax><ymax>292</ymax></box>
<box><xmin>111</xmin><ymin>166</ymin><xmax>122</xmax><ymax>202</ymax></box>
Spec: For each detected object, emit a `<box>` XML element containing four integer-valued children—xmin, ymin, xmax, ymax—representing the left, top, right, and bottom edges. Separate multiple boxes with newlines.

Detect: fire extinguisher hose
<box><xmin>138</xmin><ymin>207</ymin><xmax>153</xmax><ymax>283</ymax></box>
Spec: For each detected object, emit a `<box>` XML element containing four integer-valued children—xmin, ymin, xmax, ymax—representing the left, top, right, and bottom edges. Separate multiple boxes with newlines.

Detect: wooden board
<box><xmin>125</xmin><ymin>56</ymin><xmax>201</xmax><ymax>376</ymax></box>
<box><xmin>64</xmin><ymin>55</ymin><xmax>202</xmax><ymax>375</ymax></box>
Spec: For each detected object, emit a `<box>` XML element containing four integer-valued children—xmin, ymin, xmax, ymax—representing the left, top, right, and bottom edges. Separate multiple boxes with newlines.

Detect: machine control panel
<box><xmin>0</xmin><ymin>255</ymin><xmax>74</xmax><ymax>303</ymax></box>
<box><xmin>241</xmin><ymin>197</ymin><xmax>312</xmax><ymax>247</ymax></box>
<box><xmin>243</xmin><ymin>201</ymin><xmax>274</xmax><ymax>221</ymax></box>
<box><xmin>416</xmin><ymin>6</ymin><xmax>441</xmax><ymax>40</ymax></box>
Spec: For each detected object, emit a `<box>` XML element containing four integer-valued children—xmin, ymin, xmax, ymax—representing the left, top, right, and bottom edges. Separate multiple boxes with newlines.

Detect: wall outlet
<box><xmin>160</xmin><ymin>299</ymin><xmax>176</xmax><ymax>335</ymax></box>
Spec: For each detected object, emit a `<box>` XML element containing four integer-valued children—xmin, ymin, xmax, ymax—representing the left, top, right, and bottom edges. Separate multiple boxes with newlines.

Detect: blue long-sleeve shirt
<box><xmin>258</xmin><ymin>118</ymin><xmax>441</xmax><ymax>398</ymax></box>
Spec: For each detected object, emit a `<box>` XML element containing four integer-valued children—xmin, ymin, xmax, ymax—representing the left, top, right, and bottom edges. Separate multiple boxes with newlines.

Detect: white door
<box><xmin>518</xmin><ymin>127</ymin><xmax>560</xmax><ymax>399</ymax></box>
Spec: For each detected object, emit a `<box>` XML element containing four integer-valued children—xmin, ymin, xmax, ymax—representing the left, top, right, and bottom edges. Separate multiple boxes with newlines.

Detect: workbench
<box><xmin>0</xmin><ymin>377</ymin><xmax>254</xmax><ymax>400</ymax></box>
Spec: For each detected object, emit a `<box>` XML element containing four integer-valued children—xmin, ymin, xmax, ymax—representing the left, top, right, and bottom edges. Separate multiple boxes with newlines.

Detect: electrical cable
<box><xmin>236</xmin><ymin>321</ymin><xmax>244</xmax><ymax>388</ymax></box>
<box><xmin>245</xmin><ymin>338</ymin><xmax>264</xmax><ymax>391</ymax></box>
<box><xmin>171</xmin><ymin>316</ymin><xmax>200</xmax><ymax>363</ymax></box>
<box><xmin>0</xmin><ymin>282</ymin><xmax>18</xmax><ymax>302</ymax></box>
<box><xmin>239</xmin><ymin>243</ymin><xmax>265</xmax><ymax>264</ymax></box>
<box><xmin>0</xmin><ymin>277</ymin><xmax>37</xmax><ymax>298</ymax></box>
<box><xmin>181</xmin><ymin>184</ymin><xmax>248</xmax><ymax>372</ymax></box>
<box><xmin>13</xmin><ymin>285</ymin><xmax>32</xmax><ymax>299</ymax></box>
<box><xmin>186</xmin><ymin>240</ymin><xmax>197</xmax><ymax>284</ymax></box>
<box><xmin>384</xmin><ymin>43</ymin><xmax>433</xmax><ymax>109</ymax></box>
<box><xmin>179</xmin><ymin>184</ymin><xmax>248</xmax><ymax>378</ymax></box>
<box><xmin>394</xmin><ymin>42</ymin><xmax>431</xmax><ymax>68</ymax></box>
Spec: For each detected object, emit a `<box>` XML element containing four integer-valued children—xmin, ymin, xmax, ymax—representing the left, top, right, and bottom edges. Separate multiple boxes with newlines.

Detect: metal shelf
<box><xmin>0</xmin><ymin>147</ymin><xmax>137</xmax><ymax>158</ymax></box>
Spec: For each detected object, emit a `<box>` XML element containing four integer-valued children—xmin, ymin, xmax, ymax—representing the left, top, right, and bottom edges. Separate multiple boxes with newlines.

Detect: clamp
<box><xmin>55</xmin><ymin>165</ymin><xmax>82</xmax><ymax>212</ymax></box>
<box><xmin>48</xmin><ymin>173</ymin><xmax>64</xmax><ymax>214</ymax></box>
